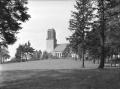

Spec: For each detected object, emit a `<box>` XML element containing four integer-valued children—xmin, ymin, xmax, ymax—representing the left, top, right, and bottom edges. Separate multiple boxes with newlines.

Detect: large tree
<box><xmin>0</xmin><ymin>0</ymin><xmax>30</xmax><ymax>46</ymax></box>
<box><xmin>68</xmin><ymin>0</ymin><xmax>95</xmax><ymax>67</ymax></box>
<box><xmin>85</xmin><ymin>0</ymin><xmax>120</xmax><ymax>69</ymax></box>
<box><xmin>85</xmin><ymin>25</ymin><xmax>101</xmax><ymax>63</ymax></box>
<box><xmin>96</xmin><ymin>0</ymin><xmax>120</xmax><ymax>68</ymax></box>
<box><xmin>68</xmin><ymin>0</ymin><xmax>120</xmax><ymax>69</ymax></box>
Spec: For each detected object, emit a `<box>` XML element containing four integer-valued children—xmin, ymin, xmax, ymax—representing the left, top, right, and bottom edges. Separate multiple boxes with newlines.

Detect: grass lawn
<box><xmin>0</xmin><ymin>69</ymin><xmax>120</xmax><ymax>89</ymax></box>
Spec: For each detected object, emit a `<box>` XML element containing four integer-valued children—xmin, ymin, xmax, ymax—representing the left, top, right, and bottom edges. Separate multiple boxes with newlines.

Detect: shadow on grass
<box><xmin>0</xmin><ymin>69</ymin><xmax>120</xmax><ymax>89</ymax></box>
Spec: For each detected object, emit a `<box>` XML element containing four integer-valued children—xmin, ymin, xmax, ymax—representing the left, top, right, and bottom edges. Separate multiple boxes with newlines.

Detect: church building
<box><xmin>46</xmin><ymin>28</ymin><xmax>69</xmax><ymax>58</ymax></box>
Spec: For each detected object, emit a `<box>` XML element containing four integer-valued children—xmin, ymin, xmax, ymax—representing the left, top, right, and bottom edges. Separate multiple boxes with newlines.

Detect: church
<box><xmin>46</xmin><ymin>28</ymin><xmax>70</xmax><ymax>58</ymax></box>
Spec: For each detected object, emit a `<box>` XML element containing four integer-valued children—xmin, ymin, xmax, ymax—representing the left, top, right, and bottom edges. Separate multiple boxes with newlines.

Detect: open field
<box><xmin>0</xmin><ymin>59</ymin><xmax>120</xmax><ymax>89</ymax></box>
<box><xmin>0</xmin><ymin>69</ymin><xmax>120</xmax><ymax>89</ymax></box>
<box><xmin>0</xmin><ymin>59</ymin><xmax>99</xmax><ymax>71</ymax></box>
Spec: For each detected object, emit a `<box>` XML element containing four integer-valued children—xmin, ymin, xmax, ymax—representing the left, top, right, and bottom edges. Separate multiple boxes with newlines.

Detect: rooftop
<box><xmin>54</xmin><ymin>44</ymin><xmax>69</xmax><ymax>52</ymax></box>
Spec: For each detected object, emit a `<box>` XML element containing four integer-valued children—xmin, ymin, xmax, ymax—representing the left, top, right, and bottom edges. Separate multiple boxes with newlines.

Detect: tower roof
<box><xmin>54</xmin><ymin>44</ymin><xmax>68</xmax><ymax>52</ymax></box>
<box><xmin>48</xmin><ymin>28</ymin><xmax>55</xmax><ymax>31</ymax></box>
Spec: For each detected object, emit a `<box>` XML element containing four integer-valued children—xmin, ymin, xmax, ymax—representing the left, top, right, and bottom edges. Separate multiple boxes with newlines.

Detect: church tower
<box><xmin>46</xmin><ymin>28</ymin><xmax>57</xmax><ymax>53</ymax></box>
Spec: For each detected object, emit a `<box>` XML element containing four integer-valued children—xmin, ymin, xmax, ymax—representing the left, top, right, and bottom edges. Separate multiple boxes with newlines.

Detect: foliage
<box><xmin>86</xmin><ymin>26</ymin><xmax>101</xmax><ymax>59</ymax></box>
<box><xmin>0</xmin><ymin>46</ymin><xmax>10</xmax><ymax>63</ymax></box>
<box><xmin>32</xmin><ymin>50</ymin><xmax>42</xmax><ymax>60</ymax></box>
<box><xmin>84</xmin><ymin>0</ymin><xmax>120</xmax><ymax>68</ymax></box>
<box><xmin>24</xmin><ymin>41</ymin><xmax>34</xmax><ymax>59</ymax></box>
<box><xmin>68</xmin><ymin>0</ymin><xmax>95</xmax><ymax>67</ymax></box>
<box><xmin>0</xmin><ymin>0</ymin><xmax>30</xmax><ymax>46</ymax></box>
<box><xmin>15</xmin><ymin>44</ymin><xmax>25</xmax><ymax>62</ymax></box>
<box><xmin>68</xmin><ymin>0</ymin><xmax>120</xmax><ymax>69</ymax></box>
<box><xmin>95</xmin><ymin>0</ymin><xmax>120</xmax><ymax>68</ymax></box>
<box><xmin>15</xmin><ymin>41</ymin><xmax>34</xmax><ymax>62</ymax></box>
<box><xmin>68</xmin><ymin>0</ymin><xmax>95</xmax><ymax>53</ymax></box>
<box><xmin>62</xmin><ymin>44</ymin><xmax>71</xmax><ymax>58</ymax></box>
<box><xmin>42</xmin><ymin>51</ymin><xmax>49</xmax><ymax>59</ymax></box>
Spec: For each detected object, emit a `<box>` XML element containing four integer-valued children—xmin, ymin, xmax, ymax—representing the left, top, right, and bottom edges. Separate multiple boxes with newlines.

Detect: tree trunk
<box><xmin>99</xmin><ymin>47</ymin><xmax>105</xmax><ymax>68</ymax></box>
<box><xmin>20</xmin><ymin>53</ymin><xmax>22</xmax><ymax>62</ymax></box>
<box><xmin>93</xmin><ymin>58</ymin><xmax>95</xmax><ymax>64</ymax></box>
<box><xmin>98</xmin><ymin>0</ymin><xmax>105</xmax><ymax>69</ymax></box>
<box><xmin>78</xmin><ymin>44</ymin><xmax>85</xmax><ymax>68</ymax></box>
<box><xmin>25</xmin><ymin>53</ymin><xmax>28</xmax><ymax>61</ymax></box>
<box><xmin>0</xmin><ymin>57</ymin><xmax>2</xmax><ymax>64</ymax></box>
<box><xmin>82</xmin><ymin>49</ymin><xmax>85</xmax><ymax>68</ymax></box>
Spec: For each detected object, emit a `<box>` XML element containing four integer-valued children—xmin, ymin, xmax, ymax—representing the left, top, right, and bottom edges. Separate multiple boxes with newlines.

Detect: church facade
<box><xmin>46</xmin><ymin>28</ymin><xmax>70</xmax><ymax>58</ymax></box>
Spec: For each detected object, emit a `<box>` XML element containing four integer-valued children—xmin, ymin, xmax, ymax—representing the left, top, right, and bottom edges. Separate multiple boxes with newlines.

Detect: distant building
<box><xmin>46</xmin><ymin>28</ymin><xmax>70</xmax><ymax>58</ymax></box>
<box><xmin>46</xmin><ymin>29</ymin><xmax>57</xmax><ymax>53</ymax></box>
<box><xmin>53</xmin><ymin>44</ymin><xmax>69</xmax><ymax>58</ymax></box>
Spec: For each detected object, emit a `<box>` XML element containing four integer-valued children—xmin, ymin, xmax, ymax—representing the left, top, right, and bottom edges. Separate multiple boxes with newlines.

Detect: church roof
<box><xmin>54</xmin><ymin>44</ymin><xmax>68</xmax><ymax>52</ymax></box>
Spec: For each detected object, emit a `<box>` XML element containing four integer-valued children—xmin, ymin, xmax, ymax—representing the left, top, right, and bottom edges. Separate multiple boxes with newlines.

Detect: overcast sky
<box><xmin>8</xmin><ymin>0</ymin><xmax>75</xmax><ymax>57</ymax></box>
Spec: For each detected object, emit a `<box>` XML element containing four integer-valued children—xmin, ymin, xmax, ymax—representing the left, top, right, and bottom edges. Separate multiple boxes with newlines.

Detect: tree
<box><xmin>85</xmin><ymin>25</ymin><xmax>101</xmax><ymax>63</ymax></box>
<box><xmin>96</xmin><ymin>0</ymin><xmax>120</xmax><ymax>69</ymax></box>
<box><xmin>38</xmin><ymin>50</ymin><xmax>42</xmax><ymax>59</ymax></box>
<box><xmin>106</xmin><ymin>0</ymin><xmax>120</xmax><ymax>58</ymax></box>
<box><xmin>62</xmin><ymin>45</ymin><xmax>71</xmax><ymax>58</ymax></box>
<box><xmin>15</xmin><ymin>41</ymin><xmax>34</xmax><ymax>62</ymax></box>
<box><xmin>0</xmin><ymin>46</ymin><xmax>10</xmax><ymax>64</ymax></box>
<box><xmin>42</xmin><ymin>51</ymin><xmax>49</xmax><ymax>59</ymax></box>
<box><xmin>31</xmin><ymin>50</ymin><xmax>42</xmax><ymax>60</ymax></box>
<box><xmin>15</xmin><ymin>44</ymin><xmax>25</xmax><ymax>62</ymax></box>
<box><xmin>0</xmin><ymin>0</ymin><xmax>30</xmax><ymax>46</ymax></box>
<box><xmin>68</xmin><ymin>0</ymin><xmax>120</xmax><ymax>69</ymax></box>
<box><xmin>24</xmin><ymin>41</ymin><xmax>34</xmax><ymax>61</ymax></box>
<box><xmin>84</xmin><ymin>0</ymin><xmax>120</xmax><ymax>69</ymax></box>
<box><xmin>36</xmin><ymin>50</ymin><xmax>42</xmax><ymax>60</ymax></box>
<box><xmin>68</xmin><ymin>0</ymin><xmax>95</xmax><ymax>67</ymax></box>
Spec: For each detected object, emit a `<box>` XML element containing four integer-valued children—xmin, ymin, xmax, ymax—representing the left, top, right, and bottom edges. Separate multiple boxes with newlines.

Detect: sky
<box><xmin>8</xmin><ymin>0</ymin><xmax>75</xmax><ymax>58</ymax></box>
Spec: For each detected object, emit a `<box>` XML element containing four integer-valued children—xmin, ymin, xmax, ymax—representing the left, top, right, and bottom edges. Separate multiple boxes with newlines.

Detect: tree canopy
<box><xmin>0</xmin><ymin>0</ymin><xmax>30</xmax><ymax>46</ymax></box>
<box><xmin>68</xmin><ymin>0</ymin><xmax>120</xmax><ymax>69</ymax></box>
<box><xmin>15</xmin><ymin>41</ymin><xmax>34</xmax><ymax>62</ymax></box>
<box><xmin>68</xmin><ymin>0</ymin><xmax>95</xmax><ymax>67</ymax></box>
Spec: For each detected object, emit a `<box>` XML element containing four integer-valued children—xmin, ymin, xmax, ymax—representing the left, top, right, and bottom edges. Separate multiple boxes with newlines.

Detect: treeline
<box><xmin>68</xmin><ymin>0</ymin><xmax>120</xmax><ymax>69</ymax></box>
<box><xmin>10</xmin><ymin>41</ymin><xmax>53</xmax><ymax>63</ymax></box>
<box><xmin>0</xmin><ymin>41</ymin><xmax>71</xmax><ymax>64</ymax></box>
<box><xmin>0</xmin><ymin>41</ymin><xmax>52</xmax><ymax>64</ymax></box>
